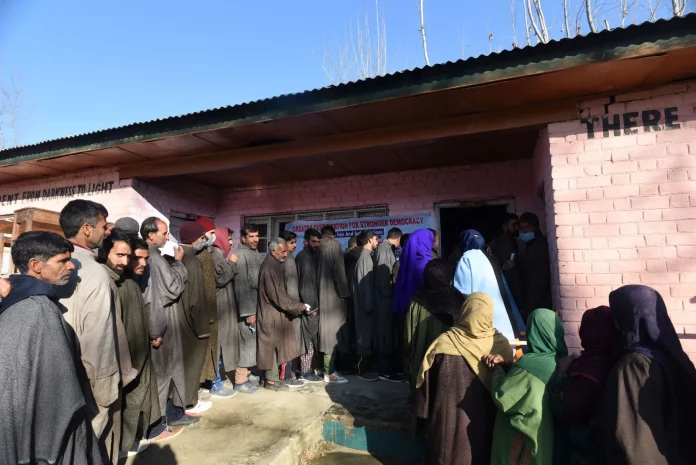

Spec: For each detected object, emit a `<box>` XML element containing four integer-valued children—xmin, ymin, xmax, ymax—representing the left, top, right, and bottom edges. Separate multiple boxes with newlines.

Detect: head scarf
<box><xmin>0</xmin><ymin>274</ymin><xmax>59</xmax><ymax>316</ymax></box>
<box><xmin>179</xmin><ymin>221</ymin><xmax>206</xmax><ymax>245</ymax></box>
<box><xmin>393</xmin><ymin>229</ymin><xmax>434</xmax><ymax>313</ymax></box>
<box><xmin>411</xmin><ymin>258</ymin><xmax>464</xmax><ymax>326</ymax></box>
<box><xmin>460</xmin><ymin>229</ymin><xmax>485</xmax><ymax>253</ymax></box>
<box><xmin>196</xmin><ymin>217</ymin><xmax>216</xmax><ymax>232</ymax></box>
<box><xmin>417</xmin><ymin>293</ymin><xmax>513</xmax><ymax>390</ymax></box>
<box><xmin>609</xmin><ymin>285</ymin><xmax>696</xmax><ymax>383</ymax></box>
<box><xmin>515</xmin><ymin>308</ymin><xmax>568</xmax><ymax>384</ymax></box>
<box><xmin>212</xmin><ymin>226</ymin><xmax>231</xmax><ymax>257</ymax></box>
<box><xmin>567</xmin><ymin>306</ymin><xmax>620</xmax><ymax>386</ymax></box>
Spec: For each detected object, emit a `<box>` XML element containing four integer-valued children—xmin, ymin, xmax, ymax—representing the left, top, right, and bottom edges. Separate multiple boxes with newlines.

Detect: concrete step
<box><xmin>305</xmin><ymin>445</ymin><xmax>422</xmax><ymax>465</ymax></box>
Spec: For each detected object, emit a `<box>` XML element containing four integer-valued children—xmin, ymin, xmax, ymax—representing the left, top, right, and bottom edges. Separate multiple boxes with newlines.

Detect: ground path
<box><xmin>120</xmin><ymin>376</ymin><xmax>415</xmax><ymax>465</ymax></box>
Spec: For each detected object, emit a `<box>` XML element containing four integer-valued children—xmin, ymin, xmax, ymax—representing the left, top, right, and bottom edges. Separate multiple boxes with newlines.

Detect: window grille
<box><xmin>243</xmin><ymin>204</ymin><xmax>388</xmax><ymax>255</ymax></box>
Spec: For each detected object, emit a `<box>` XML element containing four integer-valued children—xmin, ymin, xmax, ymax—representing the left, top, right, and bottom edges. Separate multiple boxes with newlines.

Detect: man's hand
<box><xmin>481</xmin><ymin>354</ymin><xmax>505</xmax><ymax>369</ymax></box>
<box><xmin>228</xmin><ymin>253</ymin><xmax>239</xmax><ymax>263</ymax></box>
<box><xmin>151</xmin><ymin>337</ymin><xmax>163</xmax><ymax>348</ymax></box>
<box><xmin>174</xmin><ymin>246</ymin><xmax>185</xmax><ymax>261</ymax></box>
<box><xmin>245</xmin><ymin>315</ymin><xmax>256</xmax><ymax>326</ymax></box>
<box><xmin>502</xmin><ymin>260</ymin><xmax>516</xmax><ymax>271</ymax></box>
<box><xmin>0</xmin><ymin>278</ymin><xmax>11</xmax><ymax>299</ymax></box>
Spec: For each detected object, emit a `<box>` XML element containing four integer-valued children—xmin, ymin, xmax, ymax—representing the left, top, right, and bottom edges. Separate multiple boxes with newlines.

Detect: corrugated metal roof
<box><xmin>1</xmin><ymin>13</ymin><xmax>695</xmax><ymax>165</ymax></box>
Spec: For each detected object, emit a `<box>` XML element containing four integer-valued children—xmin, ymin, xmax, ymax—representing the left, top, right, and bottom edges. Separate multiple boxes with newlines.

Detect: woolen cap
<box><xmin>196</xmin><ymin>217</ymin><xmax>216</xmax><ymax>232</ymax></box>
<box><xmin>179</xmin><ymin>222</ymin><xmax>206</xmax><ymax>245</ymax></box>
<box><xmin>114</xmin><ymin>217</ymin><xmax>140</xmax><ymax>234</ymax></box>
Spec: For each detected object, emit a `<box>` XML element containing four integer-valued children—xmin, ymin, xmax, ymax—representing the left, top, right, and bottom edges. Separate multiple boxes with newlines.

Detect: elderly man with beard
<box><xmin>257</xmin><ymin>238</ymin><xmax>312</xmax><ymax>391</ymax></box>
<box><xmin>176</xmin><ymin>222</ymin><xmax>214</xmax><ymax>414</ymax></box>
<box><xmin>0</xmin><ymin>231</ymin><xmax>105</xmax><ymax>465</ymax></box>
<box><xmin>296</xmin><ymin>229</ymin><xmax>323</xmax><ymax>383</ymax></box>
<box><xmin>140</xmin><ymin>217</ymin><xmax>197</xmax><ymax>430</ymax></box>
<box><xmin>56</xmin><ymin>200</ymin><xmax>134</xmax><ymax>465</ymax></box>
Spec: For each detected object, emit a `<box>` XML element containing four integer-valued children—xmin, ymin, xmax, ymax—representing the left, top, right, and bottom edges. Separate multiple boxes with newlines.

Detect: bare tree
<box><xmin>526</xmin><ymin>0</ymin><xmax>550</xmax><ymax>44</ymax></box>
<box><xmin>645</xmin><ymin>0</ymin><xmax>663</xmax><ymax>20</ymax></box>
<box><xmin>522</xmin><ymin>0</ymin><xmax>531</xmax><ymax>45</ymax></box>
<box><xmin>511</xmin><ymin>0</ymin><xmax>519</xmax><ymax>47</ymax></box>
<box><xmin>563</xmin><ymin>0</ymin><xmax>571</xmax><ymax>38</ymax></box>
<box><xmin>616</xmin><ymin>0</ymin><xmax>635</xmax><ymax>27</ymax></box>
<box><xmin>418</xmin><ymin>0</ymin><xmax>430</xmax><ymax>66</ymax></box>
<box><xmin>672</xmin><ymin>0</ymin><xmax>687</xmax><ymax>15</ymax></box>
<box><xmin>321</xmin><ymin>0</ymin><xmax>388</xmax><ymax>84</ymax></box>
<box><xmin>585</xmin><ymin>0</ymin><xmax>598</xmax><ymax>33</ymax></box>
<box><xmin>0</xmin><ymin>72</ymin><xmax>21</xmax><ymax>149</ymax></box>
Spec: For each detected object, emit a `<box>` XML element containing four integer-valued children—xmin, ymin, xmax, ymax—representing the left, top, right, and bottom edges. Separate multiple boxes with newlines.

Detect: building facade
<box><xmin>2</xmin><ymin>16</ymin><xmax>696</xmax><ymax>355</ymax></box>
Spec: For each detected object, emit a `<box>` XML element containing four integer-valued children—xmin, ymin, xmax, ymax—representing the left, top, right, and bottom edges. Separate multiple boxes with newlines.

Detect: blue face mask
<box><xmin>519</xmin><ymin>231</ymin><xmax>535</xmax><ymax>242</ymax></box>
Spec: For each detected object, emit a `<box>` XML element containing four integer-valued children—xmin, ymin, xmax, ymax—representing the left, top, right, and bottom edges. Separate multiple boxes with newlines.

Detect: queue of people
<box><xmin>1</xmin><ymin>200</ymin><xmax>695</xmax><ymax>465</ymax></box>
<box><xmin>402</xmin><ymin>218</ymin><xmax>696</xmax><ymax>465</ymax></box>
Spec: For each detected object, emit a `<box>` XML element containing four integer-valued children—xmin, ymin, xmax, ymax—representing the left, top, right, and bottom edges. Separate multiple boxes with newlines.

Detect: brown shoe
<box><xmin>149</xmin><ymin>426</ymin><xmax>184</xmax><ymax>443</ymax></box>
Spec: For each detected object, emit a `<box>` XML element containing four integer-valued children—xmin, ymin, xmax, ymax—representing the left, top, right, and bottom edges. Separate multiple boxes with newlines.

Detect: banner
<box><xmin>287</xmin><ymin>213</ymin><xmax>432</xmax><ymax>254</ymax></box>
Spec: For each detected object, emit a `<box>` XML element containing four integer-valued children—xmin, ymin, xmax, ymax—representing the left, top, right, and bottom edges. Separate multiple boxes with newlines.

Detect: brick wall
<box><xmin>216</xmin><ymin>160</ymin><xmax>545</xmax><ymax>238</ymax></box>
<box><xmin>547</xmin><ymin>81</ymin><xmax>696</xmax><ymax>351</ymax></box>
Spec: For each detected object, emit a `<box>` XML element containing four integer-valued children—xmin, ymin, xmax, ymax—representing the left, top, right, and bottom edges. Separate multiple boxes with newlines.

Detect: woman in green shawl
<box><xmin>483</xmin><ymin>308</ymin><xmax>568</xmax><ymax>465</ymax></box>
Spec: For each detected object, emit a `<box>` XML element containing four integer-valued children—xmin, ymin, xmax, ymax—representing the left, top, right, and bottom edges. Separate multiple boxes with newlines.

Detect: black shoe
<box><xmin>379</xmin><ymin>373</ymin><xmax>405</xmax><ymax>383</ymax></box>
<box><xmin>358</xmin><ymin>372</ymin><xmax>379</xmax><ymax>382</ymax></box>
<box><xmin>168</xmin><ymin>414</ymin><xmax>200</xmax><ymax>427</ymax></box>
<box><xmin>264</xmin><ymin>380</ymin><xmax>290</xmax><ymax>392</ymax></box>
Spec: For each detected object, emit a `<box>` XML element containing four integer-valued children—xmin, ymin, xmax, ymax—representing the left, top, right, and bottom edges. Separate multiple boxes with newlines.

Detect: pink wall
<box><xmin>547</xmin><ymin>80</ymin><xmax>696</xmax><ymax>352</ymax></box>
<box><xmin>216</xmin><ymin>160</ymin><xmax>544</xmax><ymax>237</ymax></box>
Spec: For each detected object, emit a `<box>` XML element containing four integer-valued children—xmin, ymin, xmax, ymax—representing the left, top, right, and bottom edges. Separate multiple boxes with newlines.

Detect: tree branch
<box><xmin>585</xmin><ymin>0</ymin><xmax>598</xmax><ymax>33</ymax></box>
<box><xmin>418</xmin><ymin>0</ymin><xmax>430</xmax><ymax>66</ymax></box>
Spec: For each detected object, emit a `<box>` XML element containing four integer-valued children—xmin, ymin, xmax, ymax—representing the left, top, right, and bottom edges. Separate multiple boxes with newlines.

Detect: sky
<box><xmin>0</xmin><ymin>0</ymin><xmax>689</xmax><ymax>147</ymax></box>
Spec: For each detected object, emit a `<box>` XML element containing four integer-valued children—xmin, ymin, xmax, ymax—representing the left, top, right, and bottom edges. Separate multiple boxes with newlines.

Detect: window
<box><xmin>243</xmin><ymin>205</ymin><xmax>388</xmax><ymax>254</ymax></box>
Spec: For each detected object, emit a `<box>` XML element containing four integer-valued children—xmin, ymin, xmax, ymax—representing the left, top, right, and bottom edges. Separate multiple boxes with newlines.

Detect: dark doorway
<box><xmin>438</xmin><ymin>204</ymin><xmax>510</xmax><ymax>262</ymax></box>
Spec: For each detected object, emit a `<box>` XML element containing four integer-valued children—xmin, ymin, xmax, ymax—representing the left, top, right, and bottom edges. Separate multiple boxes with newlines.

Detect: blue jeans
<box><xmin>210</xmin><ymin>351</ymin><xmax>224</xmax><ymax>391</ymax></box>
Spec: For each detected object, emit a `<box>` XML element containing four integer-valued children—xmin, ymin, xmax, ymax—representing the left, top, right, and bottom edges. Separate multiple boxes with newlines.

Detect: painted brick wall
<box><xmin>0</xmin><ymin>169</ymin><xmax>130</xmax><ymax>219</ymax></box>
<box><xmin>216</xmin><ymin>160</ymin><xmax>545</xmax><ymax>238</ymax></box>
<box><xmin>0</xmin><ymin>169</ymin><xmax>220</xmax><ymax>228</ymax></box>
<box><xmin>547</xmin><ymin>81</ymin><xmax>696</xmax><ymax>352</ymax></box>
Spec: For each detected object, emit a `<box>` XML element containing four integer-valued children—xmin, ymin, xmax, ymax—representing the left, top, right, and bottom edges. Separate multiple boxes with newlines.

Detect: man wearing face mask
<box><xmin>177</xmin><ymin>222</ymin><xmax>213</xmax><ymax>413</ymax></box>
<box><xmin>194</xmin><ymin>218</ymin><xmax>232</xmax><ymax>398</ymax></box>
<box><xmin>517</xmin><ymin>212</ymin><xmax>552</xmax><ymax>317</ymax></box>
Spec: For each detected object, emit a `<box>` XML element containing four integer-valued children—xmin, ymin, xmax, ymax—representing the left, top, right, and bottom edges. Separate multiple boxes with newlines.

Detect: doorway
<box><xmin>437</xmin><ymin>201</ymin><xmax>512</xmax><ymax>261</ymax></box>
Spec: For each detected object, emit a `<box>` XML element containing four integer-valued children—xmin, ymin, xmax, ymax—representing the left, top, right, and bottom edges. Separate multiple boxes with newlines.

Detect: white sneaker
<box><xmin>185</xmin><ymin>399</ymin><xmax>213</xmax><ymax>415</ymax></box>
<box><xmin>324</xmin><ymin>372</ymin><xmax>349</xmax><ymax>384</ymax></box>
<box><xmin>118</xmin><ymin>441</ymin><xmax>150</xmax><ymax>458</ymax></box>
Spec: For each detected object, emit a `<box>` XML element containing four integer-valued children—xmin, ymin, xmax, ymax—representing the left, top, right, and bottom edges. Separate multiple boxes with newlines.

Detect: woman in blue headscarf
<box><xmin>393</xmin><ymin>229</ymin><xmax>435</xmax><ymax>314</ymax></box>
<box><xmin>453</xmin><ymin>229</ymin><xmax>525</xmax><ymax>342</ymax></box>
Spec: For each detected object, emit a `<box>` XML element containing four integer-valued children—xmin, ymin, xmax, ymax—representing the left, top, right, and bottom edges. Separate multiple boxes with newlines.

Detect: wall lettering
<box><xmin>0</xmin><ymin>180</ymin><xmax>115</xmax><ymax>206</ymax></box>
<box><xmin>582</xmin><ymin>107</ymin><xmax>680</xmax><ymax>139</ymax></box>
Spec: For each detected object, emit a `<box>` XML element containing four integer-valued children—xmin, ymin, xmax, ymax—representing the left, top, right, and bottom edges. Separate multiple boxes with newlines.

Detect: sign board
<box><xmin>287</xmin><ymin>213</ymin><xmax>432</xmax><ymax>254</ymax></box>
